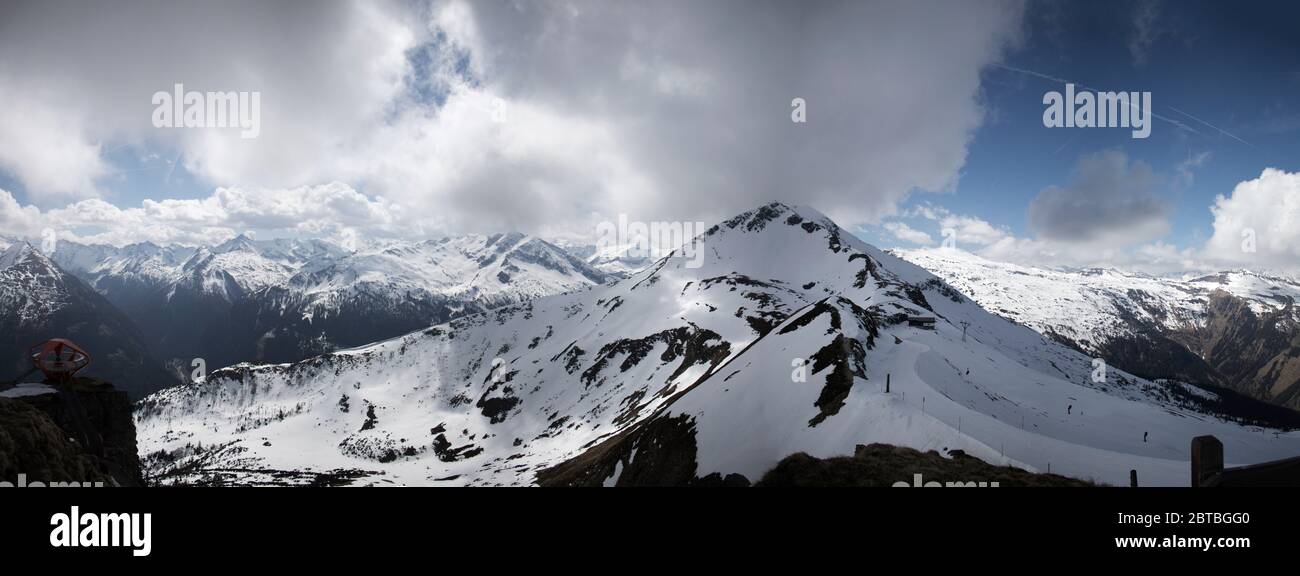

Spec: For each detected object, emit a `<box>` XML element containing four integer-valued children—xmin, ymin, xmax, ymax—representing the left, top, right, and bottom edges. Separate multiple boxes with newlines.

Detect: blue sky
<box><xmin>860</xmin><ymin>0</ymin><xmax>1300</xmax><ymax>258</ymax></box>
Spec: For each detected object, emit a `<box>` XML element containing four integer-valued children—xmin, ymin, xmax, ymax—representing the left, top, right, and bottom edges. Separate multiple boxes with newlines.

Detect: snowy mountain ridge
<box><xmin>549</xmin><ymin>238</ymin><xmax>655</xmax><ymax>279</ymax></box>
<box><xmin>44</xmin><ymin>232</ymin><xmax>613</xmax><ymax>373</ymax></box>
<box><xmin>0</xmin><ymin>241</ymin><xmax>176</xmax><ymax>396</ymax></box>
<box><xmin>0</xmin><ymin>242</ymin><xmax>70</xmax><ymax>327</ymax></box>
<box><xmin>53</xmin><ymin>233</ymin><xmax>610</xmax><ymax>313</ymax></box>
<box><xmin>896</xmin><ymin>248</ymin><xmax>1300</xmax><ymax>346</ymax></box>
<box><xmin>895</xmin><ymin>248</ymin><xmax>1300</xmax><ymax>409</ymax></box>
<box><xmin>136</xmin><ymin>203</ymin><xmax>1300</xmax><ymax>487</ymax></box>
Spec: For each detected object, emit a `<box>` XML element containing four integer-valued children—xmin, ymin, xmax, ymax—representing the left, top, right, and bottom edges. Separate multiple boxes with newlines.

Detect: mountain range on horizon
<box><xmin>0</xmin><ymin>242</ymin><xmax>175</xmax><ymax>398</ymax></box>
<box><xmin>0</xmin><ymin>231</ymin><xmax>618</xmax><ymax>396</ymax></box>
<box><xmin>126</xmin><ymin>202</ymin><xmax>1300</xmax><ymax>487</ymax></box>
<box><xmin>6</xmin><ymin>206</ymin><xmax>1300</xmax><ymax>416</ymax></box>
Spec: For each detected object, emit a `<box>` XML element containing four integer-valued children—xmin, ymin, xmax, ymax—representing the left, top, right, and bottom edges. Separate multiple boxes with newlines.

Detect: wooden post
<box><xmin>1191</xmin><ymin>435</ymin><xmax>1223</xmax><ymax>488</ymax></box>
<box><xmin>1129</xmin><ymin>469</ymin><xmax>1137</xmax><ymax>487</ymax></box>
<box><xmin>885</xmin><ymin>373</ymin><xmax>890</xmax><ymax>393</ymax></box>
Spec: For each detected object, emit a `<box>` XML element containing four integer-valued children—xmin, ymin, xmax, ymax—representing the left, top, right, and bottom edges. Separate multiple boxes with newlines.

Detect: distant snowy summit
<box><xmin>33</xmin><ymin>232</ymin><xmax>613</xmax><ymax>382</ymax></box>
<box><xmin>0</xmin><ymin>242</ymin><xmax>173</xmax><ymax>397</ymax></box>
<box><xmin>136</xmin><ymin>202</ymin><xmax>1300</xmax><ymax>487</ymax></box>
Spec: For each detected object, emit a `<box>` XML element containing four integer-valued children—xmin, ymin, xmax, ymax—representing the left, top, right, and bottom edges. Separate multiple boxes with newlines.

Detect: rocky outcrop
<box><xmin>0</xmin><ymin>398</ymin><xmax>113</xmax><ymax>486</ymax></box>
<box><xmin>537</xmin><ymin>414</ymin><xmax>710</xmax><ymax>487</ymax></box>
<box><xmin>0</xmin><ymin>379</ymin><xmax>142</xmax><ymax>486</ymax></box>
<box><xmin>1173</xmin><ymin>291</ymin><xmax>1300</xmax><ymax>411</ymax></box>
<box><xmin>1044</xmin><ymin>289</ymin><xmax>1300</xmax><ymax>415</ymax></box>
<box><xmin>539</xmin><ymin>431</ymin><xmax>1101</xmax><ymax>487</ymax></box>
<box><xmin>756</xmin><ymin>444</ymin><xmax>1097</xmax><ymax>487</ymax></box>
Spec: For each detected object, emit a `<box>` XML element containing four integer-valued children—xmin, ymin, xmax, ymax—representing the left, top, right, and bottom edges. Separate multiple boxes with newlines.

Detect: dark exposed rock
<box><xmin>756</xmin><ymin>444</ymin><xmax>1097</xmax><ymax>487</ymax></box>
<box><xmin>476</xmin><ymin>366</ymin><xmax>521</xmax><ymax>424</ymax></box>
<box><xmin>807</xmin><ymin>334</ymin><xmax>866</xmax><ymax>426</ymax></box>
<box><xmin>360</xmin><ymin>402</ymin><xmax>378</xmax><ymax>431</ymax></box>
<box><xmin>536</xmin><ymin>414</ymin><xmax>704</xmax><ymax>487</ymax></box>
<box><xmin>0</xmin><ymin>378</ymin><xmax>142</xmax><ymax>486</ymax></box>
<box><xmin>580</xmin><ymin>326</ymin><xmax>731</xmax><ymax>388</ymax></box>
<box><xmin>431</xmin><ymin>433</ymin><xmax>483</xmax><ymax>462</ymax></box>
<box><xmin>1178</xmin><ymin>291</ymin><xmax>1300</xmax><ymax>410</ymax></box>
<box><xmin>1063</xmin><ymin>289</ymin><xmax>1300</xmax><ymax>418</ymax></box>
<box><xmin>849</xmin><ymin>253</ymin><xmax>879</xmax><ymax>289</ymax></box>
<box><xmin>0</xmin><ymin>398</ymin><xmax>112</xmax><ymax>486</ymax></box>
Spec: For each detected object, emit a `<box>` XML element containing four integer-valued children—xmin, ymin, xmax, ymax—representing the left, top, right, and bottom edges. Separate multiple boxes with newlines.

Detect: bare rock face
<box><xmin>755</xmin><ymin>444</ymin><xmax>1096</xmax><ymax>487</ymax></box>
<box><xmin>537</xmin><ymin>414</ymin><xmax>713</xmax><ymax>487</ymax></box>
<box><xmin>0</xmin><ymin>379</ymin><xmax>142</xmax><ymax>486</ymax></box>
<box><xmin>0</xmin><ymin>398</ymin><xmax>111</xmax><ymax>485</ymax></box>
<box><xmin>1166</xmin><ymin>291</ymin><xmax>1300</xmax><ymax>411</ymax></box>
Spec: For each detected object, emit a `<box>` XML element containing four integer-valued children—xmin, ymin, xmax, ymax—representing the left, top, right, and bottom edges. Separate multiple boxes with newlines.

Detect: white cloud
<box><xmin>939</xmin><ymin>214</ymin><xmax>1012</xmax><ymax>246</ymax></box>
<box><xmin>0</xmin><ymin>188</ymin><xmax>45</xmax><ymax>239</ymax></box>
<box><xmin>883</xmin><ymin>169</ymin><xmax>1300</xmax><ymax>277</ymax></box>
<box><xmin>1203</xmin><ymin>168</ymin><xmax>1300</xmax><ymax>273</ymax></box>
<box><xmin>0</xmin><ymin>0</ymin><xmax>419</xmax><ymax>206</ymax></box>
<box><xmin>0</xmin><ymin>183</ymin><xmax>401</xmax><ymax>247</ymax></box>
<box><xmin>883</xmin><ymin>221</ymin><xmax>935</xmax><ymax>246</ymax></box>
<box><xmin>906</xmin><ymin>202</ymin><xmax>1011</xmax><ymax>247</ymax></box>
<box><xmin>0</xmin><ymin>86</ymin><xmax>109</xmax><ymax>200</ymax></box>
<box><xmin>0</xmin><ymin>0</ymin><xmax>1026</xmax><ymax>237</ymax></box>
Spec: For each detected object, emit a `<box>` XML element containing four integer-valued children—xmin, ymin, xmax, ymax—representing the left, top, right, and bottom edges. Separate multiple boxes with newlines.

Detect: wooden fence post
<box><xmin>1191</xmin><ymin>435</ymin><xmax>1223</xmax><ymax>487</ymax></box>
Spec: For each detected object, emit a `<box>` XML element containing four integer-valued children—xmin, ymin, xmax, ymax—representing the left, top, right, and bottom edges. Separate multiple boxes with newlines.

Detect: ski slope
<box><xmin>136</xmin><ymin>203</ymin><xmax>1300</xmax><ymax>486</ymax></box>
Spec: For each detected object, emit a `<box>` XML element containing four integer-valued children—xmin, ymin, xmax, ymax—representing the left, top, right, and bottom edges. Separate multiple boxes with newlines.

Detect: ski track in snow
<box><xmin>133</xmin><ymin>205</ymin><xmax>1300</xmax><ymax>486</ymax></box>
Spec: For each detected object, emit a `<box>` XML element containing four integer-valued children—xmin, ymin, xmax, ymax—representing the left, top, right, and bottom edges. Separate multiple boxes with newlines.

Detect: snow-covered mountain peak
<box><xmin>172</xmin><ymin>240</ymin><xmax>302</xmax><ymax>297</ymax></box>
<box><xmin>0</xmin><ymin>242</ymin><xmax>69</xmax><ymax>281</ymax></box>
<box><xmin>136</xmin><ymin>202</ymin><xmax>1300</xmax><ymax>487</ymax></box>
<box><xmin>542</xmin><ymin>203</ymin><xmax>835</xmax><ymax>280</ymax></box>
<box><xmin>207</xmin><ymin>235</ymin><xmax>346</xmax><ymax>266</ymax></box>
<box><xmin>214</xmin><ymin>233</ymin><xmax>258</xmax><ymax>254</ymax></box>
<box><xmin>0</xmin><ymin>238</ymin><xmax>178</xmax><ymax>396</ymax></box>
<box><xmin>0</xmin><ymin>241</ymin><xmax>38</xmax><ymax>271</ymax></box>
<box><xmin>281</xmin><ymin>233</ymin><xmax>612</xmax><ymax>310</ymax></box>
<box><xmin>0</xmin><ymin>241</ymin><xmax>73</xmax><ymax>328</ymax></box>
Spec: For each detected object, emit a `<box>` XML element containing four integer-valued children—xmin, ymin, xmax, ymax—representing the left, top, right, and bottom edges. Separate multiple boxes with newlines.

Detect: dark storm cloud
<box><xmin>1028</xmin><ymin>150</ymin><xmax>1170</xmax><ymax>245</ymax></box>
